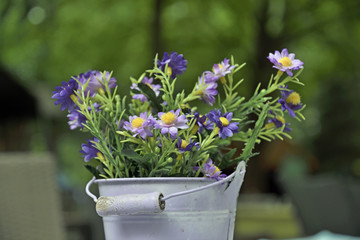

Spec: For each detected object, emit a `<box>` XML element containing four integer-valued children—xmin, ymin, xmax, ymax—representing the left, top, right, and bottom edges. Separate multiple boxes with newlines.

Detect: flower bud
<box><xmin>166</xmin><ymin>157</ymin><xmax>173</xmax><ymax>163</ymax></box>
<box><xmin>119</xmin><ymin>162</ymin><xmax>125</xmax><ymax>170</ymax></box>
<box><xmin>155</xmin><ymin>147</ymin><xmax>161</xmax><ymax>154</ymax></box>
<box><xmin>70</xmin><ymin>94</ymin><xmax>78</xmax><ymax>103</ymax></box>
<box><xmin>175</xmin><ymin>93</ymin><xmax>181</xmax><ymax>103</ymax></box>
<box><xmin>97</xmin><ymin>152</ymin><xmax>105</xmax><ymax>163</ymax></box>
<box><xmin>98</xmin><ymin>88</ymin><xmax>106</xmax><ymax>96</ymax></box>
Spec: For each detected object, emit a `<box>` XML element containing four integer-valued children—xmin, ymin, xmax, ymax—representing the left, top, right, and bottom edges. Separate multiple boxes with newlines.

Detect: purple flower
<box><xmin>204</xmin><ymin>58</ymin><xmax>235</xmax><ymax>83</ymax></box>
<box><xmin>157</xmin><ymin>52</ymin><xmax>187</xmax><ymax>79</ymax></box>
<box><xmin>131</xmin><ymin>77</ymin><xmax>161</xmax><ymax>102</ymax></box>
<box><xmin>196</xmin><ymin>158</ymin><xmax>226</xmax><ymax>181</ymax></box>
<box><xmin>278</xmin><ymin>85</ymin><xmax>303</xmax><ymax>118</ymax></box>
<box><xmin>187</xmin><ymin>112</ymin><xmax>212</xmax><ymax>133</ymax></box>
<box><xmin>207</xmin><ymin>109</ymin><xmax>239</xmax><ymax>139</ymax></box>
<box><xmin>77</xmin><ymin>70</ymin><xmax>97</xmax><ymax>85</ymax></box>
<box><xmin>267</xmin><ymin>48</ymin><xmax>304</xmax><ymax>77</ymax></box>
<box><xmin>176</xmin><ymin>138</ymin><xmax>200</xmax><ymax>153</ymax></box>
<box><xmin>80</xmin><ymin>138</ymin><xmax>99</xmax><ymax>162</ymax></box>
<box><xmin>123</xmin><ymin>112</ymin><xmax>156</xmax><ymax>139</ymax></box>
<box><xmin>52</xmin><ymin>78</ymin><xmax>79</xmax><ymax>111</ymax></box>
<box><xmin>85</xmin><ymin>71</ymin><xmax>117</xmax><ymax>96</ymax></box>
<box><xmin>266</xmin><ymin>111</ymin><xmax>291</xmax><ymax>132</ymax></box>
<box><xmin>67</xmin><ymin>103</ymin><xmax>101</xmax><ymax>130</ymax></box>
<box><xmin>155</xmin><ymin>109</ymin><xmax>189</xmax><ymax>139</ymax></box>
<box><xmin>196</xmin><ymin>75</ymin><xmax>218</xmax><ymax>106</ymax></box>
<box><xmin>67</xmin><ymin>108</ymin><xmax>86</xmax><ymax>130</ymax></box>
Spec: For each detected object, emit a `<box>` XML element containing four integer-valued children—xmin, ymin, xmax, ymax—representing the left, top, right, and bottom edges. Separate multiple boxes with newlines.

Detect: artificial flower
<box><xmin>157</xmin><ymin>51</ymin><xmax>187</xmax><ymax>79</ymax></box>
<box><xmin>198</xmin><ymin>158</ymin><xmax>227</xmax><ymax>181</ymax></box>
<box><xmin>67</xmin><ymin>103</ymin><xmax>100</xmax><ymax>130</ymax></box>
<box><xmin>265</xmin><ymin>111</ymin><xmax>291</xmax><ymax>132</ymax></box>
<box><xmin>176</xmin><ymin>138</ymin><xmax>200</xmax><ymax>153</ymax></box>
<box><xmin>155</xmin><ymin>109</ymin><xmax>189</xmax><ymax>139</ymax></box>
<box><xmin>187</xmin><ymin>112</ymin><xmax>211</xmax><ymax>134</ymax></box>
<box><xmin>85</xmin><ymin>71</ymin><xmax>117</xmax><ymax>96</ymax></box>
<box><xmin>77</xmin><ymin>70</ymin><xmax>97</xmax><ymax>84</ymax></box>
<box><xmin>123</xmin><ymin>112</ymin><xmax>156</xmax><ymax>139</ymax></box>
<box><xmin>80</xmin><ymin>138</ymin><xmax>99</xmax><ymax>162</ymax></box>
<box><xmin>52</xmin><ymin>78</ymin><xmax>79</xmax><ymax>111</ymax></box>
<box><xmin>204</xmin><ymin>58</ymin><xmax>235</xmax><ymax>83</ymax></box>
<box><xmin>267</xmin><ymin>48</ymin><xmax>304</xmax><ymax>77</ymax></box>
<box><xmin>278</xmin><ymin>85</ymin><xmax>303</xmax><ymax>118</ymax></box>
<box><xmin>207</xmin><ymin>109</ymin><xmax>239</xmax><ymax>139</ymax></box>
<box><xmin>52</xmin><ymin>50</ymin><xmax>306</xmax><ymax>180</ymax></box>
<box><xmin>196</xmin><ymin>75</ymin><xmax>218</xmax><ymax>106</ymax></box>
<box><xmin>67</xmin><ymin>108</ymin><xmax>86</xmax><ymax>130</ymax></box>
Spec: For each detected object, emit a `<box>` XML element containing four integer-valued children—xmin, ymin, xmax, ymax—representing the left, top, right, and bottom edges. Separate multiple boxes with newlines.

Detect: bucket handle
<box><xmin>162</xmin><ymin>160</ymin><xmax>245</xmax><ymax>201</ymax></box>
<box><xmin>85</xmin><ymin>161</ymin><xmax>245</xmax><ymax>203</ymax></box>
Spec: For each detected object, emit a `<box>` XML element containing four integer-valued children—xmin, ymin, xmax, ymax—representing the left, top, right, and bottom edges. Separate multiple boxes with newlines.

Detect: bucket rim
<box><xmin>94</xmin><ymin>177</ymin><xmax>217</xmax><ymax>184</ymax></box>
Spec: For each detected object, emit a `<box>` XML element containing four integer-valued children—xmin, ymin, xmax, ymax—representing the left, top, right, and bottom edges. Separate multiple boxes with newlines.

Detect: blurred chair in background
<box><xmin>278</xmin><ymin>156</ymin><xmax>360</xmax><ymax>236</ymax></box>
<box><xmin>0</xmin><ymin>152</ymin><xmax>66</xmax><ymax>240</ymax></box>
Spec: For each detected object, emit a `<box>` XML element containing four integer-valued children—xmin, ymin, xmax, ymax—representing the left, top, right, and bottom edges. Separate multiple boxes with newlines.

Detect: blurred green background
<box><xmin>1</xmin><ymin>0</ymin><xmax>360</xmax><ymax>239</ymax></box>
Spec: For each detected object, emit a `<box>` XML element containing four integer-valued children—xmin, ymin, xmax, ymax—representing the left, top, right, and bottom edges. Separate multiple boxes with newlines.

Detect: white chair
<box><xmin>0</xmin><ymin>152</ymin><xmax>66</xmax><ymax>240</ymax></box>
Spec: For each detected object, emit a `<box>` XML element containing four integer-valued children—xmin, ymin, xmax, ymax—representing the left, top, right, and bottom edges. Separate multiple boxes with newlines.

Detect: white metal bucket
<box><xmin>86</xmin><ymin>161</ymin><xmax>246</xmax><ymax>240</ymax></box>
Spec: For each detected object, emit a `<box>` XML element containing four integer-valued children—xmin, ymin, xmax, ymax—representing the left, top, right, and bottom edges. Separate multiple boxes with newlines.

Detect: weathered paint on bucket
<box><xmin>87</xmin><ymin>161</ymin><xmax>246</xmax><ymax>240</ymax></box>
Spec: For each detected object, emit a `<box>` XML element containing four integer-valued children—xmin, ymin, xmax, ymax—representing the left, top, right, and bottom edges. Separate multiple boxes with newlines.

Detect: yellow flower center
<box><xmin>212</xmin><ymin>63</ymin><xmax>223</xmax><ymax>72</ymax></box>
<box><xmin>161</xmin><ymin>112</ymin><xmax>176</xmax><ymax>125</ymax></box>
<box><xmin>213</xmin><ymin>166</ymin><xmax>220</xmax><ymax>174</ymax></box>
<box><xmin>131</xmin><ymin>117</ymin><xmax>145</xmax><ymax>128</ymax></box>
<box><xmin>286</xmin><ymin>92</ymin><xmax>301</xmax><ymax>105</ymax></box>
<box><xmin>276</xmin><ymin>116</ymin><xmax>285</xmax><ymax>124</ymax></box>
<box><xmin>166</xmin><ymin>67</ymin><xmax>172</xmax><ymax>76</ymax></box>
<box><xmin>180</xmin><ymin>140</ymin><xmax>188</xmax><ymax>149</ymax></box>
<box><xmin>219</xmin><ymin>117</ymin><xmax>229</xmax><ymax>127</ymax></box>
<box><xmin>278</xmin><ymin>57</ymin><xmax>292</xmax><ymax>67</ymax></box>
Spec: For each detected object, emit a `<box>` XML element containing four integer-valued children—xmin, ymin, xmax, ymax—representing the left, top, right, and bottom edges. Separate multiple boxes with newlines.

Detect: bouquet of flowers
<box><xmin>52</xmin><ymin>49</ymin><xmax>305</xmax><ymax>180</ymax></box>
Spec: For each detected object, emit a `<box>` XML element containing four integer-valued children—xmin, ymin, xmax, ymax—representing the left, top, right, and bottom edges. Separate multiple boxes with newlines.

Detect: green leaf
<box><xmin>150</xmin><ymin>168</ymin><xmax>171</xmax><ymax>177</ymax></box>
<box><xmin>241</xmin><ymin>104</ymin><xmax>269</xmax><ymax>162</ymax></box>
<box><xmin>84</xmin><ymin>165</ymin><xmax>101</xmax><ymax>178</ymax></box>
<box><xmin>222</xmin><ymin>148</ymin><xmax>237</xmax><ymax>160</ymax></box>
<box><xmin>121</xmin><ymin>149</ymin><xmax>157</xmax><ymax>164</ymax></box>
<box><xmin>137</xmin><ymin>82</ymin><xmax>162</xmax><ymax>112</ymax></box>
<box><xmin>131</xmin><ymin>88</ymin><xmax>141</xmax><ymax>94</ymax></box>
